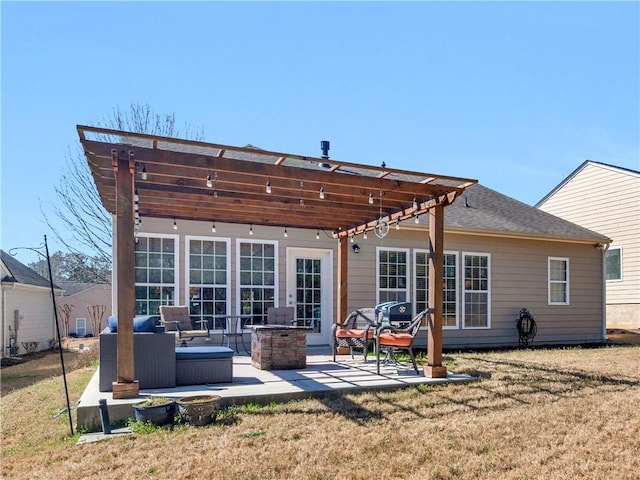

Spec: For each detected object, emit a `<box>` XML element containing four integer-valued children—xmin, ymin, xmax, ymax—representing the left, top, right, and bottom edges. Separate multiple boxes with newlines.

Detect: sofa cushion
<box><xmin>107</xmin><ymin>315</ymin><xmax>158</xmax><ymax>333</ymax></box>
<box><xmin>175</xmin><ymin>346</ymin><xmax>234</xmax><ymax>360</ymax></box>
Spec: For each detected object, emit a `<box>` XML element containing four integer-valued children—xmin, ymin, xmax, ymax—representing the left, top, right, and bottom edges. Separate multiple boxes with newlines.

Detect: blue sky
<box><xmin>2</xmin><ymin>1</ymin><xmax>639</xmax><ymax>265</ymax></box>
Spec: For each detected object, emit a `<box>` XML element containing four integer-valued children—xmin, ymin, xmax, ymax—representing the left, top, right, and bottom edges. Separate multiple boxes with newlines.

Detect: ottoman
<box><xmin>175</xmin><ymin>346</ymin><xmax>234</xmax><ymax>386</ymax></box>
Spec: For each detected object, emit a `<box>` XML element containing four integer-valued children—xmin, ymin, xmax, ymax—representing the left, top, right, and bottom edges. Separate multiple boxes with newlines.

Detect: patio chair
<box><xmin>266</xmin><ymin>306</ymin><xmax>295</xmax><ymax>326</ymax></box>
<box><xmin>160</xmin><ymin>306</ymin><xmax>211</xmax><ymax>346</ymax></box>
<box><xmin>332</xmin><ymin>308</ymin><xmax>379</xmax><ymax>362</ymax></box>
<box><xmin>375</xmin><ymin>309</ymin><xmax>429</xmax><ymax>375</ymax></box>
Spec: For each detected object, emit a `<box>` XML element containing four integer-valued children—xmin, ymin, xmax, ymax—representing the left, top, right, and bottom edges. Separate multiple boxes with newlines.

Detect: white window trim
<box><xmin>548</xmin><ymin>256</ymin><xmax>570</xmax><ymax>305</ymax></box>
<box><xmin>185</xmin><ymin>235</ymin><xmax>232</xmax><ymax>332</ymax></box>
<box><xmin>413</xmin><ymin>249</ymin><xmax>459</xmax><ymax>330</ymax></box>
<box><xmin>605</xmin><ymin>246</ymin><xmax>623</xmax><ymax>283</ymax></box>
<box><xmin>462</xmin><ymin>252</ymin><xmax>491</xmax><ymax>330</ymax></box>
<box><xmin>134</xmin><ymin>232</ymin><xmax>180</xmax><ymax>310</ymax></box>
<box><xmin>235</xmin><ymin>238</ymin><xmax>279</xmax><ymax>330</ymax></box>
<box><xmin>375</xmin><ymin>246</ymin><xmax>410</xmax><ymax>306</ymax></box>
<box><xmin>76</xmin><ymin>318</ymin><xmax>86</xmax><ymax>337</ymax></box>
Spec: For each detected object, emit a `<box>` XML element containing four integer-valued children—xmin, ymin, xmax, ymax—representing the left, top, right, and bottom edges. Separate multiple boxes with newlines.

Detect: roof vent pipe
<box><xmin>320</xmin><ymin>140</ymin><xmax>330</xmax><ymax>159</ymax></box>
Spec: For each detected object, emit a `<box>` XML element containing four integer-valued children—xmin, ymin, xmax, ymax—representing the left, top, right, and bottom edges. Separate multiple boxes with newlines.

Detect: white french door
<box><xmin>286</xmin><ymin>248</ymin><xmax>333</xmax><ymax>346</ymax></box>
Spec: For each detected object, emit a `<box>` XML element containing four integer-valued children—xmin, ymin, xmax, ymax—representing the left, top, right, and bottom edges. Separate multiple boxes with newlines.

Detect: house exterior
<box><xmin>127</xmin><ymin>183</ymin><xmax>610</xmax><ymax>350</ymax></box>
<box><xmin>57</xmin><ymin>282</ymin><xmax>112</xmax><ymax>337</ymax></box>
<box><xmin>536</xmin><ymin>161</ymin><xmax>640</xmax><ymax>329</ymax></box>
<box><xmin>1</xmin><ymin>250</ymin><xmax>64</xmax><ymax>357</ymax></box>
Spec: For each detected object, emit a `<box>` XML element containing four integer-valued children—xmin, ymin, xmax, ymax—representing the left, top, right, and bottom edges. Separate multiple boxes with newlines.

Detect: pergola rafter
<box><xmin>77</xmin><ymin>125</ymin><xmax>477</xmax><ymax>397</ymax></box>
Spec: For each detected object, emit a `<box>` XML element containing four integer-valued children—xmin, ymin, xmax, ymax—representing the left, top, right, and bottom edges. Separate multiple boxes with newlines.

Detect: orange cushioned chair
<box><xmin>332</xmin><ymin>308</ymin><xmax>379</xmax><ymax>362</ymax></box>
<box><xmin>375</xmin><ymin>309</ymin><xmax>429</xmax><ymax>375</ymax></box>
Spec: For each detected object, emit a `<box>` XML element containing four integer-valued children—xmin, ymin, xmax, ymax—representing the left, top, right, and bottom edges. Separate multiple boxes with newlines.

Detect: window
<box><xmin>377</xmin><ymin>248</ymin><xmax>409</xmax><ymax>304</ymax></box>
<box><xmin>237</xmin><ymin>240</ymin><xmax>277</xmax><ymax>326</ymax></box>
<box><xmin>463</xmin><ymin>253</ymin><xmax>491</xmax><ymax>328</ymax></box>
<box><xmin>414</xmin><ymin>250</ymin><xmax>458</xmax><ymax>328</ymax></box>
<box><xmin>605</xmin><ymin>247</ymin><xmax>622</xmax><ymax>282</ymax></box>
<box><xmin>76</xmin><ymin>318</ymin><xmax>86</xmax><ymax>337</ymax></box>
<box><xmin>548</xmin><ymin>257</ymin><xmax>569</xmax><ymax>305</ymax></box>
<box><xmin>187</xmin><ymin>237</ymin><xmax>230</xmax><ymax>331</ymax></box>
<box><xmin>134</xmin><ymin>234</ymin><xmax>178</xmax><ymax>315</ymax></box>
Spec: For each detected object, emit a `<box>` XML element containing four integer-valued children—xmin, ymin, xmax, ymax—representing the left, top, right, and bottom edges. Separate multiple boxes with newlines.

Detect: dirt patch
<box><xmin>0</xmin><ymin>338</ymin><xmax>98</xmax><ymax>396</ymax></box>
<box><xmin>607</xmin><ymin>329</ymin><xmax>640</xmax><ymax>346</ymax></box>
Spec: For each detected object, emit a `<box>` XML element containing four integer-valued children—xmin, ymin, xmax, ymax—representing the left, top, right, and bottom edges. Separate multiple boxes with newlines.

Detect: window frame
<box><xmin>414</xmin><ymin>249</ymin><xmax>459</xmax><ymax>329</ymax></box>
<box><xmin>235</xmin><ymin>238</ymin><xmax>278</xmax><ymax>328</ymax></box>
<box><xmin>376</xmin><ymin>247</ymin><xmax>410</xmax><ymax>306</ymax></box>
<box><xmin>76</xmin><ymin>318</ymin><xmax>86</xmax><ymax>337</ymax></box>
<box><xmin>185</xmin><ymin>235</ymin><xmax>232</xmax><ymax>332</ymax></box>
<box><xmin>134</xmin><ymin>233</ymin><xmax>179</xmax><ymax>315</ymax></box>
<box><xmin>462</xmin><ymin>252</ymin><xmax>491</xmax><ymax>329</ymax></box>
<box><xmin>548</xmin><ymin>256</ymin><xmax>570</xmax><ymax>305</ymax></box>
<box><xmin>605</xmin><ymin>246</ymin><xmax>623</xmax><ymax>282</ymax></box>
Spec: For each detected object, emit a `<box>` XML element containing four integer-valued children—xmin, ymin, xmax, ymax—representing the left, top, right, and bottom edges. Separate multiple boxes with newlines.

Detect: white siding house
<box><xmin>1</xmin><ymin>250</ymin><xmax>64</xmax><ymax>357</ymax></box>
<box><xmin>537</xmin><ymin>161</ymin><xmax>640</xmax><ymax>329</ymax></box>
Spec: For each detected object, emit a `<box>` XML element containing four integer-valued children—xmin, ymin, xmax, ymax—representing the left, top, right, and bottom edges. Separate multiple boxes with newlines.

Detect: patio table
<box><xmin>214</xmin><ymin>315</ymin><xmax>255</xmax><ymax>354</ymax></box>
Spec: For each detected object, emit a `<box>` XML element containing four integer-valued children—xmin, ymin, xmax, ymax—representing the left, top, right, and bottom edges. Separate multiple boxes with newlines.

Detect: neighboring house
<box><xmin>536</xmin><ymin>161</ymin><xmax>640</xmax><ymax>330</ymax></box>
<box><xmin>57</xmin><ymin>282</ymin><xmax>112</xmax><ymax>337</ymax></box>
<box><xmin>1</xmin><ymin>250</ymin><xmax>64</xmax><ymax>357</ymax></box>
<box><xmin>130</xmin><ymin>183</ymin><xmax>610</xmax><ymax>350</ymax></box>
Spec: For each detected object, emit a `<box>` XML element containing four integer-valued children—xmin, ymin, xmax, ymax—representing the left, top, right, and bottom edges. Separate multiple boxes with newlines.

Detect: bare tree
<box><xmin>41</xmin><ymin>103</ymin><xmax>204</xmax><ymax>270</ymax></box>
<box><xmin>57</xmin><ymin>303</ymin><xmax>73</xmax><ymax>338</ymax></box>
<box><xmin>87</xmin><ymin>304</ymin><xmax>107</xmax><ymax>336</ymax></box>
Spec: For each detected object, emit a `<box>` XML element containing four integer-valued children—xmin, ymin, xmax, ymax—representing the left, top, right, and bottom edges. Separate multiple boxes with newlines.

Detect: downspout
<box><xmin>597</xmin><ymin>243</ymin><xmax>610</xmax><ymax>342</ymax></box>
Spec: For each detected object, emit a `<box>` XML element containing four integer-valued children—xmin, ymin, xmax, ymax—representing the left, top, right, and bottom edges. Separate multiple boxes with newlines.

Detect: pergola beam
<box><xmin>78</xmin><ymin>125</ymin><xmax>476</xmax><ymax>385</ymax></box>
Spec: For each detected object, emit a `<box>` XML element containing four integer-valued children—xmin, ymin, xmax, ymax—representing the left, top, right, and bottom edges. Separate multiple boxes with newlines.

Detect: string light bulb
<box><xmin>415</xmin><ymin>214</ymin><xmax>420</xmax><ymax>224</ymax></box>
<box><xmin>284</xmin><ymin>227</ymin><xmax>288</xmax><ymax>238</ymax></box>
<box><xmin>266</xmin><ymin>180</ymin><xmax>272</xmax><ymax>194</ymax></box>
<box><xmin>249</xmin><ymin>224</ymin><xmax>253</xmax><ymax>235</ymax></box>
<box><xmin>173</xmin><ymin>218</ymin><xmax>177</xmax><ymax>230</ymax></box>
<box><xmin>395</xmin><ymin>219</ymin><xmax>400</xmax><ymax>230</ymax></box>
<box><xmin>413</xmin><ymin>197</ymin><xmax>418</xmax><ymax>210</ymax></box>
<box><xmin>368</xmin><ymin>192</ymin><xmax>374</xmax><ymax>204</ymax></box>
<box><xmin>319</xmin><ymin>185</ymin><xmax>325</xmax><ymax>199</ymax></box>
<box><xmin>211</xmin><ymin>221</ymin><xmax>216</xmax><ymax>233</ymax></box>
<box><xmin>350</xmin><ymin>234</ymin><xmax>354</xmax><ymax>243</ymax></box>
<box><xmin>207</xmin><ymin>174</ymin><xmax>213</xmax><ymax>188</ymax></box>
<box><xmin>316</xmin><ymin>229</ymin><xmax>320</xmax><ymax>240</ymax></box>
<box><xmin>363</xmin><ymin>231</ymin><xmax>368</xmax><ymax>240</ymax></box>
<box><xmin>141</xmin><ymin>164</ymin><xmax>147</xmax><ymax>180</ymax></box>
<box><xmin>134</xmin><ymin>189</ymin><xmax>139</xmax><ymax>202</ymax></box>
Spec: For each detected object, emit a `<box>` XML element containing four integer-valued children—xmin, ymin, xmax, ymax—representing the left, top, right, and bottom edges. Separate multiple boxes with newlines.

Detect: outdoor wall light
<box><xmin>352</xmin><ymin>243</ymin><xmax>361</xmax><ymax>254</ymax></box>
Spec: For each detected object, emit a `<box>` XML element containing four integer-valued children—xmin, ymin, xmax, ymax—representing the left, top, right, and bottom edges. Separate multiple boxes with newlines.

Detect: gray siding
<box><xmin>121</xmin><ymin>216</ymin><xmax>605</xmax><ymax>349</ymax></box>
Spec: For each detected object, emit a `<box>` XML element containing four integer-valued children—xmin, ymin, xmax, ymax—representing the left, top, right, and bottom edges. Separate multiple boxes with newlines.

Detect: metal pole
<box><xmin>44</xmin><ymin>235</ymin><xmax>74</xmax><ymax>436</ymax></box>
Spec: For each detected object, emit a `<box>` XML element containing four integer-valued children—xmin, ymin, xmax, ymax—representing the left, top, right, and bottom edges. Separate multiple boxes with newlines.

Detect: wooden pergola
<box><xmin>78</xmin><ymin>125</ymin><xmax>477</xmax><ymax>398</ymax></box>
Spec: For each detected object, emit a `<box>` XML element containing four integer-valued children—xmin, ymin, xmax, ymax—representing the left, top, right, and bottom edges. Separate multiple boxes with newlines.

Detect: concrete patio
<box><xmin>77</xmin><ymin>346</ymin><xmax>476</xmax><ymax>432</ymax></box>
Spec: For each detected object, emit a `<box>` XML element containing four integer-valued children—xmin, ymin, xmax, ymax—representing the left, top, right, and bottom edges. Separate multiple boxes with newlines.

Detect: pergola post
<box><xmin>111</xmin><ymin>149</ymin><xmax>139</xmax><ymax>398</ymax></box>
<box><xmin>425</xmin><ymin>203</ymin><xmax>447</xmax><ymax>378</ymax></box>
<box><xmin>337</xmin><ymin>236</ymin><xmax>348</xmax><ymax>325</ymax></box>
